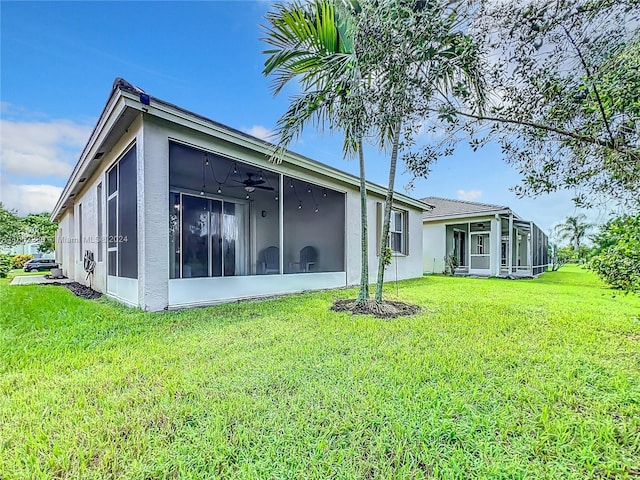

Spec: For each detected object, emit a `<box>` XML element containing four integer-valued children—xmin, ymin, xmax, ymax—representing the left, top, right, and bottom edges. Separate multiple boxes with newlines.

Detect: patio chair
<box><xmin>296</xmin><ymin>245</ymin><xmax>317</xmax><ymax>273</ymax></box>
<box><xmin>258</xmin><ymin>246</ymin><xmax>279</xmax><ymax>274</ymax></box>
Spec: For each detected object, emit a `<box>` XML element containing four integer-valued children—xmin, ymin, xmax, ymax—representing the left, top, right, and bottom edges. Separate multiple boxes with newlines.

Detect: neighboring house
<box><xmin>0</xmin><ymin>243</ymin><xmax>54</xmax><ymax>259</ymax></box>
<box><xmin>51</xmin><ymin>78</ymin><xmax>428</xmax><ymax>311</ymax></box>
<box><xmin>422</xmin><ymin>197</ymin><xmax>549</xmax><ymax>277</ymax></box>
<box><xmin>1</xmin><ymin>243</ymin><xmax>40</xmax><ymax>256</ymax></box>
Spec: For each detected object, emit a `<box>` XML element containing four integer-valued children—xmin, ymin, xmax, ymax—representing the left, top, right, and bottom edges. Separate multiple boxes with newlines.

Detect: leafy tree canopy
<box><xmin>22</xmin><ymin>213</ymin><xmax>58</xmax><ymax>253</ymax></box>
<box><xmin>588</xmin><ymin>214</ymin><xmax>640</xmax><ymax>292</ymax></box>
<box><xmin>0</xmin><ymin>205</ymin><xmax>57</xmax><ymax>253</ymax></box>
<box><xmin>0</xmin><ymin>204</ymin><xmax>23</xmax><ymax>248</ymax></box>
<box><xmin>405</xmin><ymin>0</ymin><xmax>640</xmax><ymax>209</ymax></box>
<box><xmin>478</xmin><ymin>0</ymin><xmax>640</xmax><ymax>208</ymax></box>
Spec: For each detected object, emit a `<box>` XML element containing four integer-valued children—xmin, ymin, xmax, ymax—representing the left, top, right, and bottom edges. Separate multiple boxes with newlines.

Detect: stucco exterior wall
<box><xmin>423</xmin><ymin>222</ymin><xmax>447</xmax><ymax>273</ymax></box>
<box><xmin>138</xmin><ymin>117</ymin><xmax>169</xmax><ymax>311</ymax></box>
<box><xmin>344</xmin><ymin>194</ymin><xmax>423</xmax><ymax>286</ymax></box>
<box><xmin>56</xmin><ymin>213</ymin><xmax>74</xmax><ymax>278</ymax></box>
<box><xmin>55</xmin><ymin>116</ymin><xmax>143</xmax><ymax>294</ymax></box>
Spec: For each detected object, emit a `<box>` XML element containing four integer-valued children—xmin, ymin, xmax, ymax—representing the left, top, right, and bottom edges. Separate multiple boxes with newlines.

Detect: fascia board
<box><xmin>422</xmin><ymin>209</ymin><xmax>515</xmax><ymax>223</ymax></box>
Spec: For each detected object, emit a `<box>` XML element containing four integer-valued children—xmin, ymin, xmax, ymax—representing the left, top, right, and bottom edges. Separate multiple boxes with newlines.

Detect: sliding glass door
<box><xmin>171</xmin><ymin>192</ymin><xmax>248</xmax><ymax>278</ymax></box>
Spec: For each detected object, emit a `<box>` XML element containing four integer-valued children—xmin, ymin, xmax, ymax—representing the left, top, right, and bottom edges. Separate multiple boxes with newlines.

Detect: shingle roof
<box><xmin>420</xmin><ymin>197</ymin><xmax>511</xmax><ymax>220</ymax></box>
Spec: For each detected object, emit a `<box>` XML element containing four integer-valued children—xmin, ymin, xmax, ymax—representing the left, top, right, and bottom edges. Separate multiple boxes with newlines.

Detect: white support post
<box><xmin>140</xmin><ymin>121</ymin><xmax>169</xmax><ymax>311</ymax></box>
<box><xmin>528</xmin><ymin>221</ymin><xmax>533</xmax><ymax>273</ymax></box>
<box><xmin>508</xmin><ymin>213</ymin><xmax>513</xmax><ymax>274</ymax></box>
<box><xmin>467</xmin><ymin>222</ymin><xmax>471</xmax><ymax>270</ymax></box>
<box><xmin>278</xmin><ymin>174</ymin><xmax>284</xmax><ymax>274</ymax></box>
<box><xmin>491</xmin><ymin>214</ymin><xmax>499</xmax><ymax>276</ymax></box>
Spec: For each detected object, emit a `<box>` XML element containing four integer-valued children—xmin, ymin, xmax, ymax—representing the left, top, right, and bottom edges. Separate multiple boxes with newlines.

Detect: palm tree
<box><xmin>353</xmin><ymin>1</ymin><xmax>486</xmax><ymax>301</ymax></box>
<box><xmin>554</xmin><ymin>214</ymin><xmax>593</xmax><ymax>252</ymax></box>
<box><xmin>262</xmin><ymin>0</ymin><xmax>373</xmax><ymax>305</ymax></box>
<box><xmin>263</xmin><ymin>0</ymin><xmax>487</xmax><ymax>304</ymax></box>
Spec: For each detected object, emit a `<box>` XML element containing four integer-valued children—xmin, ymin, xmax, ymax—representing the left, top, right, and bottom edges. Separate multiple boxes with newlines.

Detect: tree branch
<box><xmin>561</xmin><ymin>25</ymin><xmax>616</xmax><ymax>145</ymax></box>
<box><xmin>428</xmin><ymin>107</ymin><xmax>638</xmax><ymax>157</ymax></box>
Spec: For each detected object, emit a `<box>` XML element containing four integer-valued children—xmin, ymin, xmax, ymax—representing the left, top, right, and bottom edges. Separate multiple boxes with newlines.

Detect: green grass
<box><xmin>6</xmin><ymin>268</ymin><xmax>53</xmax><ymax>278</ymax></box>
<box><xmin>1</xmin><ymin>266</ymin><xmax>638</xmax><ymax>479</ymax></box>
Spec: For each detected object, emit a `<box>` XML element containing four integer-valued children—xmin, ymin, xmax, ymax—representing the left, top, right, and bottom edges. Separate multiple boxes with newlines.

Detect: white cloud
<box><xmin>457</xmin><ymin>189</ymin><xmax>483</xmax><ymax>201</ymax></box>
<box><xmin>0</xmin><ymin>117</ymin><xmax>92</xmax><ymax>178</ymax></box>
<box><xmin>0</xmin><ymin>183</ymin><xmax>63</xmax><ymax>216</ymax></box>
<box><xmin>242</xmin><ymin>125</ymin><xmax>275</xmax><ymax>142</ymax></box>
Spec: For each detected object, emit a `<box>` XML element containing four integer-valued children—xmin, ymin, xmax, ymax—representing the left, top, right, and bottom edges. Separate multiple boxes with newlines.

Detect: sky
<box><xmin>0</xmin><ymin>1</ymin><xmax>618</xmax><ymax>234</ymax></box>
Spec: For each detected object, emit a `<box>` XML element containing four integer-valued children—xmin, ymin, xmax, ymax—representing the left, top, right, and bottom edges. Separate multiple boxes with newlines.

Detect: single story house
<box><xmin>421</xmin><ymin>197</ymin><xmax>549</xmax><ymax>277</ymax></box>
<box><xmin>51</xmin><ymin>78</ymin><xmax>428</xmax><ymax>311</ymax></box>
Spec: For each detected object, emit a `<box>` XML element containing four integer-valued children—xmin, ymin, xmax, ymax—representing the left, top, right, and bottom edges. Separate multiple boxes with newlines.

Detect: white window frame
<box><xmin>476</xmin><ymin>234</ymin><xmax>484</xmax><ymax>254</ymax></box>
<box><xmin>389</xmin><ymin>209</ymin><xmax>406</xmax><ymax>255</ymax></box>
<box><xmin>107</xmin><ymin>163</ymin><xmax>119</xmax><ymax>276</ymax></box>
<box><xmin>97</xmin><ymin>182</ymin><xmax>103</xmax><ymax>262</ymax></box>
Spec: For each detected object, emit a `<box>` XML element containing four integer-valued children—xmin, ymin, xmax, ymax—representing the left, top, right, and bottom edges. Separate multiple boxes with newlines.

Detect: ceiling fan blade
<box><xmin>254</xmin><ymin>185</ymin><xmax>275</xmax><ymax>191</ymax></box>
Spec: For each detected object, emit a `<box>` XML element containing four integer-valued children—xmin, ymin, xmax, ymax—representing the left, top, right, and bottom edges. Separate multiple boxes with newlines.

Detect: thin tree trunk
<box><xmin>356</xmin><ymin>137</ymin><xmax>369</xmax><ymax>306</ymax></box>
<box><xmin>375</xmin><ymin>122</ymin><xmax>402</xmax><ymax>302</ymax></box>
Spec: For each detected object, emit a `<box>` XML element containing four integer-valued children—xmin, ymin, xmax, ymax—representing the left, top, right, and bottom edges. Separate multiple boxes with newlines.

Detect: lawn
<box><xmin>1</xmin><ymin>266</ymin><xmax>638</xmax><ymax>479</ymax></box>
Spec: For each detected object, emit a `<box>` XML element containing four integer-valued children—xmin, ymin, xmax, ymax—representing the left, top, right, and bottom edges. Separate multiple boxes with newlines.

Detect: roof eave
<box><xmin>51</xmin><ymin>88</ymin><xmax>133</xmax><ymax>221</ymax></box>
<box><xmin>52</xmin><ymin>84</ymin><xmax>432</xmax><ymax>222</ymax></box>
<box><xmin>134</xmin><ymin>92</ymin><xmax>431</xmax><ymax>211</ymax></box>
<box><xmin>422</xmin><ymin>209</ymin><xmax>516</xmax><ymax>222</ymax></box>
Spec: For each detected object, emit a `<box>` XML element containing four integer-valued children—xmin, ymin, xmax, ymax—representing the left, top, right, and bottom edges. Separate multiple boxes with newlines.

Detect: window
<box><xmin>376</xmin><ymin>204</ymin><xmax>408</xmax><ymax>255</ymax></box>
<box><xmin>389</xmin><ymin>209</ymin><xmax>406</xmax><ymax>254</ymax></box>
<box><xmin>106</xmin><ymin>145</ymin><xmax>138</xmax><ymax>279</ymax></box>
<box><xmin>97</xmin><ymin>183</ymin><xmax>103</xmax><ymax>262</ymax></box>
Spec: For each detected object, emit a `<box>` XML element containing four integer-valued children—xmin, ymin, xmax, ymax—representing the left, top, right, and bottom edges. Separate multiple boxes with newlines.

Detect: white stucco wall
<box><xmin>56</xmin><ymin>213</ymin><xmax>74</xmax><ymax>278</ymax></box>
<box><xmin>55</xmin><ymin>117</ymin><xmax>143</xmax><ymax>295</ymax></box>
<box><xmin>138</xmin><ymin>117</ymin><xmax>169</xmax><ymax>311</ymax></box>
<box><xmin>422</xmin><ymin>222</ymin><xmax>447</xmax><ymax>274</ymax></box>
<box><xmin>345</xmin><ymin>194</ymin><xmax>424</xmax><ymax>286</ymax></box>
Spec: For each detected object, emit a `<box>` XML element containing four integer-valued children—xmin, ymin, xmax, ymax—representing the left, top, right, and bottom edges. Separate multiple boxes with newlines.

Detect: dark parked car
<box><xmin>23</xmin><ymin>259</ymin><xmax>58</xmax><ymax>272</ymax></box>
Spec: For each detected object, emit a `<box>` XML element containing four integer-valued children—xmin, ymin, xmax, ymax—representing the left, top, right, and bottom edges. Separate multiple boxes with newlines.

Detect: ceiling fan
<box><xmin>232</xmin><ymin>172</ymin><xmax>275</xmax><ymax>192</ymax></box>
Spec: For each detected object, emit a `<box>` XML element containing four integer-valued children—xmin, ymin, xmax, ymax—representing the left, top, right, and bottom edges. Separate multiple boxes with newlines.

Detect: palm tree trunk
<box><xmin>375</xmin><ymin>122</ymin><xmax>401</xmax><ymax>302</ymax></box>
<box><xmin>356</xmin><ymin>137</ymin><xmax>369</xmax><ymax>306</ymax></box>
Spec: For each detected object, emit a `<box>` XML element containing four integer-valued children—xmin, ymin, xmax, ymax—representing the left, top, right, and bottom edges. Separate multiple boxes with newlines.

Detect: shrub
<box><xmin>589</xmin><ymin>240</ymin><xmax>640</xmax><ymax>292</ymax></box>
<box><xmin>588</xmin><ymin>214</ymin><xmax>640</xmax><ymax>293</ymax></box>
<box><xmin>12</xmin><ymin>254</ymin><xmax>33</xmax><ymax>269</ymax></box>
<box><xmin>444</xmin><ymin>253</ymin><xmax>459</xmax><ymax>275</ymax></box>
<box><xmin>548</xmin><ymin>244</ymin><xmax>572</xmax><ymax>271</ymax></box>
<box><xmin>0</xmin><ymin>254</ymin><xmax>13</xmax><ymax>278</ymax></box>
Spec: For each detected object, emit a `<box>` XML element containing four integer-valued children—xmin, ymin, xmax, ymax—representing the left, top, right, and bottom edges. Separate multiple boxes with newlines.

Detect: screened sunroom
<box><xmin>167</xmin><ymin>142</ymin><xmax>347</xmax><ymax>306</ymax></box>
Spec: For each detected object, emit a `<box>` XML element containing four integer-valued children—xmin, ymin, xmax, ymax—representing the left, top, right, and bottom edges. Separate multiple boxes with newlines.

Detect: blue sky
<box><xmin>0</xmin><ymin>1</ymin><xmax>615</xmax><ymax>233</ymax></box>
